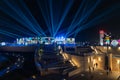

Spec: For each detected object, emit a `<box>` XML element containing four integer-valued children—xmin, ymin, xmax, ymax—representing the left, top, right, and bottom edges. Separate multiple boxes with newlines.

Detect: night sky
<box><xmin>0</xmin><ymin>0</ymin><xmax>120</xmax><ymax>42</ymax></box>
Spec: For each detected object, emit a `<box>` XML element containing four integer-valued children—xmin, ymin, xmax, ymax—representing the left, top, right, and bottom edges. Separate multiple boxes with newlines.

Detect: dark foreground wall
<box><xmin>0</xmin><ymin>46</ymin><xmax>38</xmax><ymax>53</ymax></box>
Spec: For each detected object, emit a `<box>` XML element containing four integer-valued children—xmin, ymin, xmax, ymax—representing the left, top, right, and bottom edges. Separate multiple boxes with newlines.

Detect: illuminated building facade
<box><xmin>16</xmin><ymin>37</ymin><xmax>75</xmax><ymax>45</ymax></box>
<box><xmin>99</xmin><ymin>30</ymin><xmax>104</xmax><ymax>46</ymax></box>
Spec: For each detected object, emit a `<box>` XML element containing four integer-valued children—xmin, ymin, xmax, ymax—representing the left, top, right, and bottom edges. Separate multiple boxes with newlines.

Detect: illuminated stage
<box><xmin>16</xmin><ymin>37</ymin><xmax>75</xmax><ymax>45</ymax></box>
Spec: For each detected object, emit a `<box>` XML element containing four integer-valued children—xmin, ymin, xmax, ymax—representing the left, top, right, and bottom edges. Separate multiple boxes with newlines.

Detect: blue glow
<box><xmin>53</xmin><ymin>0</ymin><xmax>74</xmax><ymax>37</ymax></box>
<box><xmin>1</xmin><ymin>42</ymin><xmax>6</xmax><ymax>46</ymax></box>
<box><xmin>0</xmin><ymin>0</ymin><xmax>119</xmax><ymax>40</ymax></box>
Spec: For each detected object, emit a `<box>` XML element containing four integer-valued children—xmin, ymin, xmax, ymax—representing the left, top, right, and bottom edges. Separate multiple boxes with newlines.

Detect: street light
<box><xmin>118</xmin><ymin>47</ymin><xmax>120</xmax><ymax>50</ymax></box>
<box><xmin>98</xmin><ymin>57</ymin><xmax>101</xmax><ymax>61</ymax></box>
<box><xmin>108</xmin><ymin>47</ymin><xmax>111</xmax><ymax>50</ymax></box>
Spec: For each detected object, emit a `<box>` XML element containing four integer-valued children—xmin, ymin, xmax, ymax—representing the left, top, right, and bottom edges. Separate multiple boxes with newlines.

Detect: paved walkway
<box><xmin>70</xmin><ymin>69</ymin><xmax>120</xmax><ymax>80</ymax></box>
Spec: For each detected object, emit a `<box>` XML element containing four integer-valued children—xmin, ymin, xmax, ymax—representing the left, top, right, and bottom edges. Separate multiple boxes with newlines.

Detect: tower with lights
<box><xmin>99</xmin><ymin>30</ymin><xmax>104</xmax><ymax>46</ymax></box>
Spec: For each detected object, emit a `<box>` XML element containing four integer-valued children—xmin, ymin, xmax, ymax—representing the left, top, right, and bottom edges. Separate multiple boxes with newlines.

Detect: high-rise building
<box><xmin>99</xmin><ymin>30</ymin><xmax>104</xmax><ymax>46</ymax></box>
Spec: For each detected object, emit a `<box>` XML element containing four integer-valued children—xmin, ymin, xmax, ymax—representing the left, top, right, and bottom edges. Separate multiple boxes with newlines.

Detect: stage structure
<box><xmin>16</xmin><ymin>37</ymin><xmax>75</xmax><ymax>45</ymax></box>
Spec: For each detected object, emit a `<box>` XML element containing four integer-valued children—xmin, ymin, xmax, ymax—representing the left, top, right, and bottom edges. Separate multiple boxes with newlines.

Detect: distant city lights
<box><xmin>111</xmin><ymin>40</ymin><xmax>118</xmax><ymax>47</ymax></box>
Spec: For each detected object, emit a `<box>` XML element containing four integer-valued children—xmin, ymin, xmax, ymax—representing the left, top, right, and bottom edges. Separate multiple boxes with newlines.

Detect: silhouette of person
<box><xmin>92</xmin><ymin>67</ymin><xmax>94</xmax><ymax>71</ymax></box>
<box><xmin>109</xmin><ymin>67</ymin><xmax>112</xmax><ymax>73</ymax></box>
<box><xmin>89</xmin><ymin>66</ymin><xmax>91</xmax><ymax>72</ymax></box>
<box><xmin>96</xmin><ymin>63</ymin><xmax>98</xmax><ymax>68</ymax></box>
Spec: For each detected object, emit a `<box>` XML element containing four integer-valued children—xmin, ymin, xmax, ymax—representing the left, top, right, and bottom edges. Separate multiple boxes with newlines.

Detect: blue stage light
<box><xmin>1</xmin><ymin>42</ymin><xmax>6</xmax><ymax>46</ymax></box>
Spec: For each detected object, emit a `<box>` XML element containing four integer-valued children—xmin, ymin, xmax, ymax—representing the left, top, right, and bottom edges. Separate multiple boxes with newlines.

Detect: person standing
<box><xmin>89</xmin><ymin>66</ymin><xmax>91</xmax><ymax>73</ymax></box>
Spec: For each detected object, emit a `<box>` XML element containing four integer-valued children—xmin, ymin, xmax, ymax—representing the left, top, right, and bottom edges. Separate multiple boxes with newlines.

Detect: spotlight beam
<box><xmin>3</xmin><ymin>0</ymin><xmax>41</xmax><ymax>36</ymax></box>
<box><xmin>0</xmin><ymin>5</ymin><xmax>38</xmax><ymax>36</ymax></box>
<box><xmin>66</xmin><ymin>0</ymin><xmax>86</xmax><ymax>36</ymax></box>
<box><xmin>37</xmin><ymin>0</ymin><xmax>52</xmax><ymax>36</ymax></box>
<box><xmin>54</xmin><ymin>0</ymin><xmax>74</xmax><ymax>37</ymax></box>
<box><xmin>0</xmin><ymin>19</ymin><xmax>36</xmax><ymax>37</ymax></box>
<box><xmin>19</xmin><ymin>0</ymin><xmax>46</xmax><ymax>36</ymax></box>
<box><xmin>66</xmin><ymin>0</ymin><xmax>100</xmax><ymax>37</ymax></box>
<box><xmin>68</xmin><ymin>3</ymin><xmax>120</xmax><ymax>37</ymax></box>
<box><xmin>0</xmin><ymin>6</ymin><xmax>36</xmax><ymax>35</ymax></box>
<box><xmin>75</xmin><ymin>0</ymin><xmax>101</xmax><ymax>28</ymax></box>
<box><xmin>49</xmin><ymin>0</ymin><xmax>54</xmax><ymax>36</ymax></box>
<box><xmin>0</xmin><ymin>29</ymin><xmax>21</xmax><ymax>38</ymax></box>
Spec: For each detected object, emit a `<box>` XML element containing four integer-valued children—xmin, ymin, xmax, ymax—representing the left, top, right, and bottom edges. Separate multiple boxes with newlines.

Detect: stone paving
<box><xmin>70</xmin><ymin>69</ymin><xmax>120</xmax><ymax>80</ymax></box>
